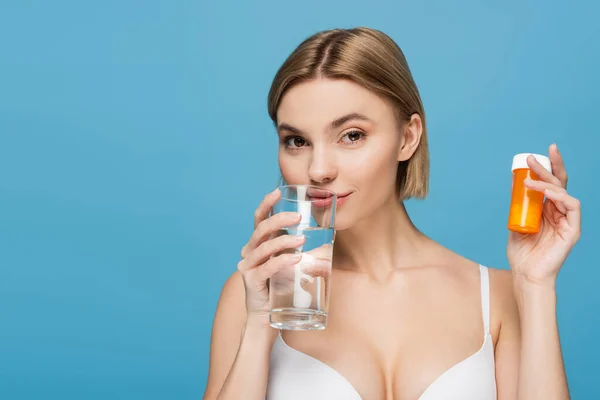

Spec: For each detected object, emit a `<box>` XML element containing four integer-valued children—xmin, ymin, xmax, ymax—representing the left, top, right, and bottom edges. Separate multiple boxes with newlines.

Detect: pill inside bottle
<box><xmin>507</xmin><ymin>153</ymin><xmax>552</xmax><ymax>234</ymax></box>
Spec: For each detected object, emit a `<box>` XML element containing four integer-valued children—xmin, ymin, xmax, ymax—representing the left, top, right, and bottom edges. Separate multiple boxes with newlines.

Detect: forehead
<box><xmin>277</xmin><ymin>78</ymin><xmax>396</xmax><ymax>127</ymax></box>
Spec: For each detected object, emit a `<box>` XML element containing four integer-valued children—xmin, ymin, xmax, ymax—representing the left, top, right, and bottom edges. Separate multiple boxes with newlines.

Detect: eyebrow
<box><xmin>277</xmin><ymin>112</ymin><xmax>372</xmax><ymax>135</ymax></box>
<box><xmin>330</xmin><ymin>112</ymin><xmax>372</xmax><ymax>129</ymax></box>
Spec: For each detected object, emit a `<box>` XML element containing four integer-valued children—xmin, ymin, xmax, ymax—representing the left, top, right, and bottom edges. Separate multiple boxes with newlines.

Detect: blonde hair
<box><xmin>267</xmin><ymin>27</ymin><xmax>429</xmax><ymax>200</ymax></box>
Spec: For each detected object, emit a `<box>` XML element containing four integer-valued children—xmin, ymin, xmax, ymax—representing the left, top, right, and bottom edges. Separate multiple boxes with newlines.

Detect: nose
<box><xmin>308</xmin><ymin>146</ymin><xmax>337</xmax><ymax>184</ymax></box>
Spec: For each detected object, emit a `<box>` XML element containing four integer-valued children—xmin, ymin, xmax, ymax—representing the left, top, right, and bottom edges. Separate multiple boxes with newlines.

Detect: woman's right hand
<box><xmin>237</xmin><ymin>188</ymin><xmax>306</xmax><ymax>327</ymax></box>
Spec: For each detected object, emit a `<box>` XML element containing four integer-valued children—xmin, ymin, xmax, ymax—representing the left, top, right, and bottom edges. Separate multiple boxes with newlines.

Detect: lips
<box><xmin>335</xmin><ymin>192</ymin><xmax>353</xmax><ymax>206</ymax></box>
<box><xmin>307</xmin><ymin>190</ymin><xmax>353</xmax><ymax>207</ymax></box>
<box><xmin>306</xmin><ymin>187</ymin><xmax>335</xmax><ymax>199</ymax></box>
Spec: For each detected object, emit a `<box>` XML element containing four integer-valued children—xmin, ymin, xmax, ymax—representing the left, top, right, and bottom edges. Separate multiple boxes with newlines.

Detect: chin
<box><xmin>332</xmin><ymin>214</ymin><xmax>355</xmax><ymax>231</ymax></box>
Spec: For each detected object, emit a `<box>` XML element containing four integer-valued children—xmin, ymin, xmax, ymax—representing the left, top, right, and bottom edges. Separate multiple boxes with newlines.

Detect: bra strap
<box><xmin>479</xmin><ymin>265</ymin><xmax>491</xmax><ymax>334</ymax></box>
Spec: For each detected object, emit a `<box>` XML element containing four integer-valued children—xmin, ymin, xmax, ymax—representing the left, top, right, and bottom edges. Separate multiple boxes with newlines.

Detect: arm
<box><xmin>514</xmin><ymin>278</ymin><xmax>569</xmax><ymax>399</ymax></box>
<box><xmin>203</xmin><ymin>271</ymin><xmax>279</xmax><ymax>400</ymax></box>
<box><xmin>495</xmin><ymin>271</ymin><xmax>570</xmax><ymax>400</ymax></box>
<box><xmin>204</xmin><ymin>188</ymin><xmax>305</xmax><ymax>399</ymax></box>
<box><xmin>498</xmin><ymin>144</ymin><xmax>579</xmax><ymax>399</ymax></box>
<box><xmin>494</xmin><ymin>271</ymin><xmax>569</xmax><ymax>400</ymax></box>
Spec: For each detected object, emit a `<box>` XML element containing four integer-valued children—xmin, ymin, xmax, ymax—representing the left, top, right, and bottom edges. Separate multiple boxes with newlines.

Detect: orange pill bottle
<box><xmin>508</xmin><ymin>153</ymin><xmax>552</xmax><ymax>234</ymax></box>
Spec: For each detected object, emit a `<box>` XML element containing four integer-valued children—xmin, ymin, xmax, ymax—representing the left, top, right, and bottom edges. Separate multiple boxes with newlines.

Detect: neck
<box><xmin>333</xmin><ymin>197</ymin><xmax>431</xmax><ymax>281</ymax></box>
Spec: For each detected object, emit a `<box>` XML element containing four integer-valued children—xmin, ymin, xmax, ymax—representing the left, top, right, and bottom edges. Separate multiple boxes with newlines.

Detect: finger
<box><xmin>251</xmin><ymin>252</ymin><xmax>303</xmax><ymax>284</ymax></box>
<box><xmin>254</xmin><ymin>188</ymin><xmax>281</xmax><ymax>229</ymax></box>
<box><xmin>242</xmin><ymin>188</ymin><xmax>285</xmax><ymax>259</ymax></box>
<box><xmin>243</xmin><ymin>234</ymin><xmax>306</xmax><ymax>271</ymax></box>
<box><xmin>300</xmin><ymin>244</ymin><xmax>333</xmax><ymax>278</ymax></box>
<box><xmin>526</xmin><ymin>154</ymin><xmax>562</xmax><ymax>187</ymax></box>
<box><xmin>300</xmin><ymin>258</ymin><xmax>332</xmax><ymax>279</ymax></box>
<box><xmin>543</xmin><ymin>189</ymin><xmax>581</xmax><ymax>233</ymax></box>
<box><xmin>246</xmin><ymin>211</ymin><xmax>302</xmax><ymax>253</ymax></box>
<box><xmin>523</xmin><ymin>179</ymin><xmax>568</xmax><ymax>214</ymax></box>
<box><xmin>268</xmin><ymin>268</ymin><xmax>296</xmax><ymax>296</ymax></box>
<box><xmin>549</xmin><ymin>143</ymin><xmax>568</xmax><ymax>189</ymax></box>
<box><xmin>304</xmin><ymin>243</ymin><xmax>333</xmax><ymax>261</ymax></box>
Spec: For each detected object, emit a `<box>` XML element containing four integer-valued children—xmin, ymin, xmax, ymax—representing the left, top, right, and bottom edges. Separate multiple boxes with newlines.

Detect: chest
<box><xmin>270</xmin><ymin>271</ymin><xmax>493</xmax><ymax>399</ymax></box>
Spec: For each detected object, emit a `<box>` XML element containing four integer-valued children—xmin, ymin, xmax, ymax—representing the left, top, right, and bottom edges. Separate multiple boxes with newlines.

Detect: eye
<box><xmin>284</xmin><ymin>136</ymin><xmax>308</xmax><ymax>149</ymax></box>
<box><xmin>341</xmin><ymin>130</ymin><xmax>365</xmax><ymax>144</ymax></box>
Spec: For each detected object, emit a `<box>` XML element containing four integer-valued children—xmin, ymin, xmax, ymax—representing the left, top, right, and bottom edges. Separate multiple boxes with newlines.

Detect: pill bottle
<box><xmin>507</xmin><ymin>153</ymin><xmax>552</xmax><ymax>234</ymax></box>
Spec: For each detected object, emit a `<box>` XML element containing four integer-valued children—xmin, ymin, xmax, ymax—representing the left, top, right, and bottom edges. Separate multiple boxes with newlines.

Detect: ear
<box><xmin>397</xmin><ymin>113</ymin><xmax>423</xmax><ymax>162</ymax></box>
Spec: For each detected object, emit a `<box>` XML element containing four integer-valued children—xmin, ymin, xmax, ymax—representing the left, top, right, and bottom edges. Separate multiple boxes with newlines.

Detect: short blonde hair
<box><xmin>267</xmin><ymin>27</ymin><xmax>429</xmax><ymax>200</ymax></box>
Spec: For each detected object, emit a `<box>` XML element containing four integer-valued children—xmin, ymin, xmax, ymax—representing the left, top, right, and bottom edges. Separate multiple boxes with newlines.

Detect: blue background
<box><xmin>1</xmin><ymin>1</ymin><xmax>598</xmax><ymax>398</ymax></box>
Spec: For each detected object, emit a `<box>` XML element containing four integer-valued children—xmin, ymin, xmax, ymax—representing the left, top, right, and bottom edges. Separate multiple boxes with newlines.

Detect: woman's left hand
<box><xmin>507</xmin><ymin>143</ymin><xmax>581</xmax><ymax>287</ymax></box>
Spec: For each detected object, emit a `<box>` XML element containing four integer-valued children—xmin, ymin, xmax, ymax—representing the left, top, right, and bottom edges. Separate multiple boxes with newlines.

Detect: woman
<box><xmin>203</xmin><ymin>27</ymin><xmax>580</xmax><ymax>400</ymax></box>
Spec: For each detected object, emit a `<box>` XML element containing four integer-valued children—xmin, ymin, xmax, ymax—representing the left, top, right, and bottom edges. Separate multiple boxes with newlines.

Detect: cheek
<box><xmin>278</xmin><ymin>152</ymin><xmax>307</xmax><ymax>184</ymax></box>
<box><xmin>341</xmin><ymin>142</ymin><xmax>398</xmax><ymax>186</ymax></box>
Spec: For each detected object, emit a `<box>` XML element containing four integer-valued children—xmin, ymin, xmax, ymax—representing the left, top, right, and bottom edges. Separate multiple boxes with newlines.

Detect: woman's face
<box><xmin>276</xmin><ymin>78</ymin><xmax>419</xmax><ymax>230</ymax></box>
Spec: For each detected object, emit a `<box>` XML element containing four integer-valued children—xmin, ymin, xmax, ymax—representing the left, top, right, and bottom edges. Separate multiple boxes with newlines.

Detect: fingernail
<box><xmin>290</xmin><ymin>254</ymin><xmax>302</xmax><ymax>262</ymax></box>
<box><xmin>294</xmin><ymin>235</ymin><xmax>305</xmax><ymax>242</ymax></box>
<box><xmin>270</xmin><ymin>188</ymin><xmax>280</xmax><ymax>197</ymax></box>
<box><xmin>544</xmin><ymin>188</ymin><xmax>557</xmax><ymax>197</ymax></box>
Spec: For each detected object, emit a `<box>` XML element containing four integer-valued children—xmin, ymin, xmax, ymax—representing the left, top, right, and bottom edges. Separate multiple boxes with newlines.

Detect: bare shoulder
<box><xmin>203</xmin><ymin>271</ymin><xmax>247</xmax><ymax>399</ymax></box>
<box><xmin>438</xmin><ymin>242</ymin><xmax>516</xmax><ymax>308</ymax></box>
<box><xmin>432</xmin><ymin>239</ymin><xmax>519</xmax><ymax>335</ymax></box>
<box><xmin>218</xmin><ymin>270</ymin><xmax>247</xmax><ymax>314</ymax></box>
<box><xmin>211</xmin><ymin>270</ymin><xmax>248</xmax><ymax>339</ymax></box>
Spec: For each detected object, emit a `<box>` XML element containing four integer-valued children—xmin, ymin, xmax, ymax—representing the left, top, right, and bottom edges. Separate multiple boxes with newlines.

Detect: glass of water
<box><xmin>269</xmin><ymin>184</ymin><xmax>336</xmax><ymax>331</ymax></box>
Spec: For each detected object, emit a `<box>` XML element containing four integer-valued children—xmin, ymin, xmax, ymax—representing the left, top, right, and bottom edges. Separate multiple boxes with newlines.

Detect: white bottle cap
<box><xmin>511</xmin><ymin>153</ymin><xmax>552</xmax><ymax>173</ymax></box>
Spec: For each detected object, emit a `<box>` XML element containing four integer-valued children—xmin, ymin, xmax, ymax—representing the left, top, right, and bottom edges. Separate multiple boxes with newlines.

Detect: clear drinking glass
<box><xmin>269</xmin><ymin>185</ymin><xmax>336</xmax><ymax>330</ymax></box>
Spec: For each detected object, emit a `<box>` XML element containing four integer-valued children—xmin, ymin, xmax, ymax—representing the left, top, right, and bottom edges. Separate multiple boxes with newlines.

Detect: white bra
<box><xmin>267</xmin><ymin>265</ymin><xmax>497</xmax><ymax>399</ymax></box>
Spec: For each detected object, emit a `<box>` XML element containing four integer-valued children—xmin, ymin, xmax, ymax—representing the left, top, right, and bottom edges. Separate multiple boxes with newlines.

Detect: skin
<box><xmin>204</xmin><ymin>78</ymin><xmax>580</xmax><ymax>399</ymax></box>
